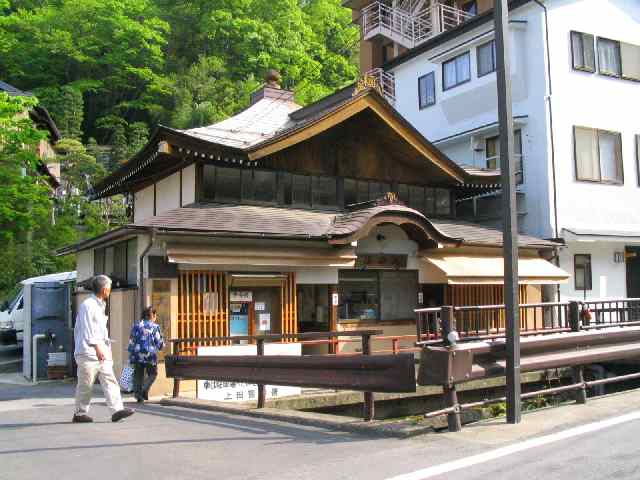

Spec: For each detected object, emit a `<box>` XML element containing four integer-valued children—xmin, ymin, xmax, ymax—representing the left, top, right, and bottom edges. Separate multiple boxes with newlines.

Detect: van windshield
<box><xmin>7</xmin><ymin>290</ymin><xmax>22</xmax><ymax>312</ymax></box>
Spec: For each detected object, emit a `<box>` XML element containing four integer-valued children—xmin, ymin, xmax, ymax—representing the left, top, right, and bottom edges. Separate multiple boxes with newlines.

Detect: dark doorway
<box><xmin>626</xmin><ymin>247</ymin><xmax>640</xmax><ymax>298</ymax></box>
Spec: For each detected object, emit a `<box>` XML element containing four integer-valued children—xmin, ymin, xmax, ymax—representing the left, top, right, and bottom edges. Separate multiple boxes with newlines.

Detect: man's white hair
<box><xmin>92</xmin><ymin>275</ymin><xmax>112</xmax><ymax>294</ymax></box>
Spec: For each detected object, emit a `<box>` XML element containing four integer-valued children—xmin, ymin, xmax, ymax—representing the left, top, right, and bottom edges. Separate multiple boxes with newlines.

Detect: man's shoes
<box><xmin>72</xmin><ymin>414</ymin><xmax>94</xmax><ymax>423</ymax></box>
<box><xmin>111</xmin><ymin>408</ymin><xmax>135</xmax><ymax>422</ymax></box>
<box><xmin>143</xmin><ymin>391</ymin><xmax>149</xmax><ymax>401</ymax></box>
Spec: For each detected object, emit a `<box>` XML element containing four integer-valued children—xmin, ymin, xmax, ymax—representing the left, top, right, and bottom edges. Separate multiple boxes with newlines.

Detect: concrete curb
<box><xmin>160</xmin><ymin>397</ymin><xmax>437</xmax><ymax>438</ymax></box>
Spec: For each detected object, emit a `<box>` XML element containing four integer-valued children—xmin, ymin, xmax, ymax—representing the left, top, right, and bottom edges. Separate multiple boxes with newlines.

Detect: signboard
<box><xmin>230</xmin><ymin>290</ymin><xmax>252</xmax><ymax>302</ymax></box>
<box><xmin>203</xmin><ymin>292</ymin><xmax>218</xmax><ymax>313</ymax></box>
<box><xmin>355</xmin><ymin>254</ymin><xmax>407</xmax><ymax>270</ymax></box>
<box><xmin>197</xmin><ymin>343</ymin><xmax>302</xmax><ymax>402</ymax></box>
<box><xmin>332</xmin><ymin>293</ymin><xmax>339</xmax><ymax>306</ymax></box>
<box><xmin>258</xmin><ymin>313</ymin><xmax>271</xmax><ymax>331</ymax></box>
<box><xmin>417</xmin><ymin>292</ymin><xmax>424</xmax><ymax>305</ymax></box>
<box><xmin>255</xmin><ymin>302</ymin><xmax>266</xmax><ymax>311</ymax></box>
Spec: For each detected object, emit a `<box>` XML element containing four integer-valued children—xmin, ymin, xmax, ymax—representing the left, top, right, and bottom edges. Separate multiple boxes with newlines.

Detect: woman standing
<box><xmin>128</xmin><ymin>307</ymin><xmax>165</xmax><ymax>403</ymax></box>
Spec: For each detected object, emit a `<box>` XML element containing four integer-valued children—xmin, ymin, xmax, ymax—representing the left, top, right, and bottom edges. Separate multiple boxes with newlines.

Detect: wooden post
<box><xmin>257</xmin><ymin>338</ymin><xmax>266</xmax><ymax>408</ymax></box>
<box><xmin>362</xmin><ymin>333</ymin><xmax>375</xmax><ymax>421</ymax></box>
<box><xmin>443</xmin><ymin>384</ymin><xmax>462</xmax><ymax>432</ymax></box>
<box><xmin>569</xmin><ymin>301</ymin><xmax>587</xmax><ymax>404</ymax></box>
<box><xmin>329</xmin><ymin>285</ymin><xmax>338</xmax><ymax>354</ymax></box>
<box><xmin>441</xmin><ymin>306</ymin><xmax>455</xmax><ymax>345</ymax></box>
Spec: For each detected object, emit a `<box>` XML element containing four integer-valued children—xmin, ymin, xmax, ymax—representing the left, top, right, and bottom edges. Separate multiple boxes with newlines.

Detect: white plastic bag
<box><xmin>119</xmin><ymin>365</ymin><xmax>134</xmax><ymax>393</ymax></box>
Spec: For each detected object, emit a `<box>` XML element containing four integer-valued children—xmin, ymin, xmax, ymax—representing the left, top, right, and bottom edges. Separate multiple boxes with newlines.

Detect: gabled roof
<box><xmin>92</xmin><ymin>85</ymin><xmax>501</xmax><ymax>199</ymax></box>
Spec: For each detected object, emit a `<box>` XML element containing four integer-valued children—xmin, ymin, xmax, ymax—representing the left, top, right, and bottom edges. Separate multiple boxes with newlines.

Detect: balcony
<box><xmin>361</xmin><ymin>1</ymin><xmax>475</xmax><ymax>50</ymax></box>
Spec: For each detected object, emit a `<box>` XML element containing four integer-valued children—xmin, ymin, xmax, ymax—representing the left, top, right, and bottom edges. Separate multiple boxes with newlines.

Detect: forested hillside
<box><xmin>0</xmin><ymin>0</ymin><xmax>359</xmax><ymax>299</ymax></box>
<box><xmin>0</xmin><ymin>0</ymin><xmax>359</xmax><ymax>160</ymax></box>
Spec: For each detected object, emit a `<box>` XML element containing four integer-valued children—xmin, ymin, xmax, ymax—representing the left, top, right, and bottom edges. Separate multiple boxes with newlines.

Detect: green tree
<box><xmin>34</xmin><ymin>85</ymin><xmax>84</xmax><ymax>140</ymax></box>
<box><xmin>0</xmin><ymin>0</ymin><xmax>171</xmax><ymax>138</ymax></box>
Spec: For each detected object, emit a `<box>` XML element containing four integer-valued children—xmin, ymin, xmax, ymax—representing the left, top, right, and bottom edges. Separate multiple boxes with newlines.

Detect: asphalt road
<box><xmin>1</xmin><ymin>382</ymin><xmax>640</xmax><ymax>480</ymax></box>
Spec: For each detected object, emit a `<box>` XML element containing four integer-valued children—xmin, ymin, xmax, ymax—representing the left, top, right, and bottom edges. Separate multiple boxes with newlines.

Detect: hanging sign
<box><xmin>230</xmin><ymin>290</ymin><xmax>253</xmax><ymax>302</ymax></box>
<box><xmin>332</xmin><ymin>293</ymin><xmax>339</xmax><ymax>306</ymax></box>
<box><xmin>255</xmin><ymin>302</ymin><xmax>266</xmax><ymax>311</ymax></box>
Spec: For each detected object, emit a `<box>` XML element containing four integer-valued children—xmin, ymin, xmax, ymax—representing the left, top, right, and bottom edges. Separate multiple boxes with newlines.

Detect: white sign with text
<box><xmin>197</xmin><ymin>343</ymin><xmax>302</xmax><ymax>402</ymax></box>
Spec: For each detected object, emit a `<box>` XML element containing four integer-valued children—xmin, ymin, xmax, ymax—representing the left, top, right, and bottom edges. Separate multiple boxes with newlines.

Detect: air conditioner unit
<box><xmin>470</xmin><ymin>135</ymin><xmax>484</xmax><ymax>152</ymax></box>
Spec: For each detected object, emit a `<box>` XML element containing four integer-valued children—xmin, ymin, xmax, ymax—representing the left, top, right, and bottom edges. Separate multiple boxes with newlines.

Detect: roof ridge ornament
<box><xmin>353</xmin><ymin>72</ymin><xmax>383</xmax><ymax>97</ymax></box>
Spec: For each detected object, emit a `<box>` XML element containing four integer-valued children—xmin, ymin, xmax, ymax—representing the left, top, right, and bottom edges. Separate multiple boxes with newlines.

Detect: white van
<box><xmin>0</xmin><ymin>271</ymin><xmax>76</xmax><ymax>345</ymax></box>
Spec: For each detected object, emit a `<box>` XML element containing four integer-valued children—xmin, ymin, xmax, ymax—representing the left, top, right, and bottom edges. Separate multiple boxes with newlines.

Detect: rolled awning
<box><xmin>167</xmin><ymin>244</ymin><xmax>356</xmax><ymax>268</ymax></box>
<box><xmin>420</xmin><ymin>253</ymin><xmax>570</xmax><ymax>285</ymax></box>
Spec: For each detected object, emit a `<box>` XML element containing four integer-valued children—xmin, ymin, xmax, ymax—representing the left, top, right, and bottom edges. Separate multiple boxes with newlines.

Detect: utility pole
<box><xmin>494</xmin><ymin>0</ymin><xmax>521</xmax><ymax>424</ymax></box>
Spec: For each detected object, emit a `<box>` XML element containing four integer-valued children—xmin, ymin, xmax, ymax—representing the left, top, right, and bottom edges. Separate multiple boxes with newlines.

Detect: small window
<box><xmin>461</xmin><ymin>0</ymin><xmax>477</xmax><ymax>15</ymax></box>
<box><xmin>477</xmin><ymin>40</ymin><xmax>496</xmax><ymax>77</ymax></box>
<box><xmin>312</xmin><ymin>176</ymin><xmax>337</xmax><ymax>207</ymax></box>
<box><xmin>571</xmin><ymin>31</ymin><xmax>595</xmax><ymax>72</ymax></box>
<box><xmin>574</xmin><ymin>254</ymin><xmax>592</xmax><ymax>291</ymax></box>
<box><xmin>94</xmin><ymin>248</ymin><xmax>106</xmax><ymax>275</ymax></box>
<box><xmin>435</xmin><ymin>188</ymin><xmax>451</xmax><ymax>216</ymax></box>
<box><xmin>253</xmin><ymin>170</ymin><xmax>277</xmax><ymax>203</ymax></box>
<box><xmin>597</xmin><ymin>37</ymin><xmax>621</xmax><ymax>77</ymax></box>
<box><xmin>408</xmin><ymin>185</ymin><xmax>425</xmax><ymax>213</ymax></box>
<box><xmin>214</xmin><ymin>166</ymin><xmax>241</xmax><ymax>202</ymax></box>
<box><xmin>418</xmin><ymin>72</ymin><xmax>436</xmax><ymax>109</ymax></box>
<box><xmin>278</xmin><ymin>172</ymin><xmax>292</xmax><ymax>204</ymax></box>
<box><xmin>621</xmin><ymin>42</ymin><xmax>640</xmax><ymax>81</ymax></box>
<box><xmin>424</xmin><ymin>188</ymin><xmax>435</xmax><ymax>216</ymax></box>
<box><xmin>574</xmin><ymin>127</ymin><xmax>623</xmax><ymax>184</ymax></box>
<box><xmin>291</xmin><ymin>174</ymin><xmax>311</xmax><ymax>206</ymax></box>
<box><xmin>443</xmin><ymin>52</ymin><xmax>471</xmax><ymax>90</ymax></box>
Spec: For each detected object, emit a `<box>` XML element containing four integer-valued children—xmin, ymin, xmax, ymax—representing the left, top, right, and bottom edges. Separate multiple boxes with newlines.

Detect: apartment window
<box><xmin>574</xmin><ymin>127</ymin><xmax>623</xmax><ymax>184</ymax></box>
<box><xmin>571</xmin><ymin>31</ymin><xmax>595</xmax><ymax>72</ymax></box>
<box><xmin>477</xmin><ymin>40</ymin><xmax>496</xmax><ymax>77</ymax></box>
<box><xmin>574</xmin><ymin>254</ymin><xmax>592</xmax><ymax>291</ymax></box>
<box><xmin>461</xmin><ymin>0</ymin><xmax>477</xmax><ymax>15</ymax></box>
<box><xmin>443</xmin><ymin>52</ymin><xmax>471</xmax><ymax>90</ymax></box>
<box><xmin>620</xmin><ymin>42</ymin><xmax>640</xmax><ymax>81</ymax></box>
<box><xmin>597</xmin><ymin>37</ymin><xmax>621</xmax><ymax>77</ymax></box>
<box><xmin>485</xmin><ymin>130</ymin><xmax>523</xmax><ymax>184</ymax></box>
<box><xmin>418</xmin><ymin>72</ymin><xmax>436</xmax><ymax>109</ymax></box>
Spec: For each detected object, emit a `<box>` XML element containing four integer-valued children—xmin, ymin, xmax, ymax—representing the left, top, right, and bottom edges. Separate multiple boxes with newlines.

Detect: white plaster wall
<box><xmin>76</xmin><ymin>250</ymin><xmax>93</xmax><ymax>282</ymax></box>
<box><xmin>182</xmin><ymin>164</ymin><xmax>196</xmax><ymax>205</ymax></box>
<box><xmin>134</xmin><ymin>184</ymin><xmax>154</xmax><ymax>223</ymax></box>
<box><xmin>559</xmin><ymin>241</ymin><xmax>630</xmax><ymax>300</ymax></box>
<box><xmin>390</xmin><ymin>3</ymin><xmax>554</xmax><ymax>238</ymax></box>
<box><xmin>547</xmin><ymin>0</ymin><xmax>640</xmax><ymax>236</ymax></box>
<box><xmin>156</xmin><ymin>171</ymin><xmax>181</xmax><ymax>215</ymax></box>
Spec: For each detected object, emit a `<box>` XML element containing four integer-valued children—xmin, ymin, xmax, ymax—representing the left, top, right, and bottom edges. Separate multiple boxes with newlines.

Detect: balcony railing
<box><xmin>361</xmin><ymin>1</ymin><xmax>475</xmax><ymax>50</ymax></box>
<box><xmin>364</xmin><ymin>68</ymin><xmax>396</xmax><ymax>104</ymax></box>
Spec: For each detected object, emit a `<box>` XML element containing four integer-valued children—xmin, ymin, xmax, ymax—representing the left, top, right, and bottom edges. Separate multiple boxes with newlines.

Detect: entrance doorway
<box><xmin>626</xmin><ymin>247</ymin><xmax>640</xmax><ymax>298</ymax></box>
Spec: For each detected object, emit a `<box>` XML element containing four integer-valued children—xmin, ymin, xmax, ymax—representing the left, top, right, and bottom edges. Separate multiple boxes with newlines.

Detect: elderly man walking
<box><xmin>73</xmin><ymin>275</ymin><xmax>135</xmax><ymax>423</ymax></box>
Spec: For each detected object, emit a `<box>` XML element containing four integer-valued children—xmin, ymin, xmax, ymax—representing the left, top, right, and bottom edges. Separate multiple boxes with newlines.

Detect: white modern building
<box><xmin>345</xmin><ymin>0</ymin><xmax>640</xmax><ymax>301</ymax></box>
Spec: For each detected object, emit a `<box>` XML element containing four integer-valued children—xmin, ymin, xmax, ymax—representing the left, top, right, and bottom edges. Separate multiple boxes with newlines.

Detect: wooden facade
<box><xmin>177</xmin><ymin>271</ymin><xmax>298</xmax><ymax>351</ymax></box>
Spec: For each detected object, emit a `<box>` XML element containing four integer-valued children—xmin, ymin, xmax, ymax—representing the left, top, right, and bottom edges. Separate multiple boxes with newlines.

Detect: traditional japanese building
<box><xmin>59</xmin><ymin>71</ymin><xmax>568</xmax><ymax>394</ymax></box>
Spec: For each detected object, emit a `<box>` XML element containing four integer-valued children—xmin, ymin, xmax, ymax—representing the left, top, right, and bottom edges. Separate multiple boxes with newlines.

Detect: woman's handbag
<box><xmin>119</xmin><ymin>364</ymin><xmax>134</xmax><ymax>393</ymax></box>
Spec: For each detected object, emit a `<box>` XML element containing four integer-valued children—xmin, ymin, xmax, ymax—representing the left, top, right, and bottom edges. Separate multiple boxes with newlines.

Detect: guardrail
<box><xmin>416</xmin><ymin>300</ymin><xmax>640</xmax><ymax>432</ymax></box>
<box><xmin>416</xmin><ymin>299</ymin><xmax>640</xmax><ymax>344</ymax></box>
<box><xmin>166</xmin><ymin>330</ymin><xmax>417</xmax><ymax>421</ymax></box>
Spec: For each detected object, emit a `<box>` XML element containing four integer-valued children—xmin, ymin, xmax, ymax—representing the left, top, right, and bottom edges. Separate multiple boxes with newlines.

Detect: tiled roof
<box><xmin>0</xmin><ymin>80</ymin><xmax>32</xmax><ymax>96</ymax></box>
<box><xmin>177</xmin><ymin>94</ymin><xmax>301</xmax><ymax>149</ymax></box>
<box><xmin>131</xmin><ymin>202</ymin><xmax>557</xmax><ymax>248</ymax></box>
<box><xmin>133</xmin><ymin>203</ymin><xmax>335</xmax><ymax>238</ymax></box>
<box><xmin>430</xmin><ymin>218</ymin><xmax>557</xmax><ymax>248</ymax></box>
